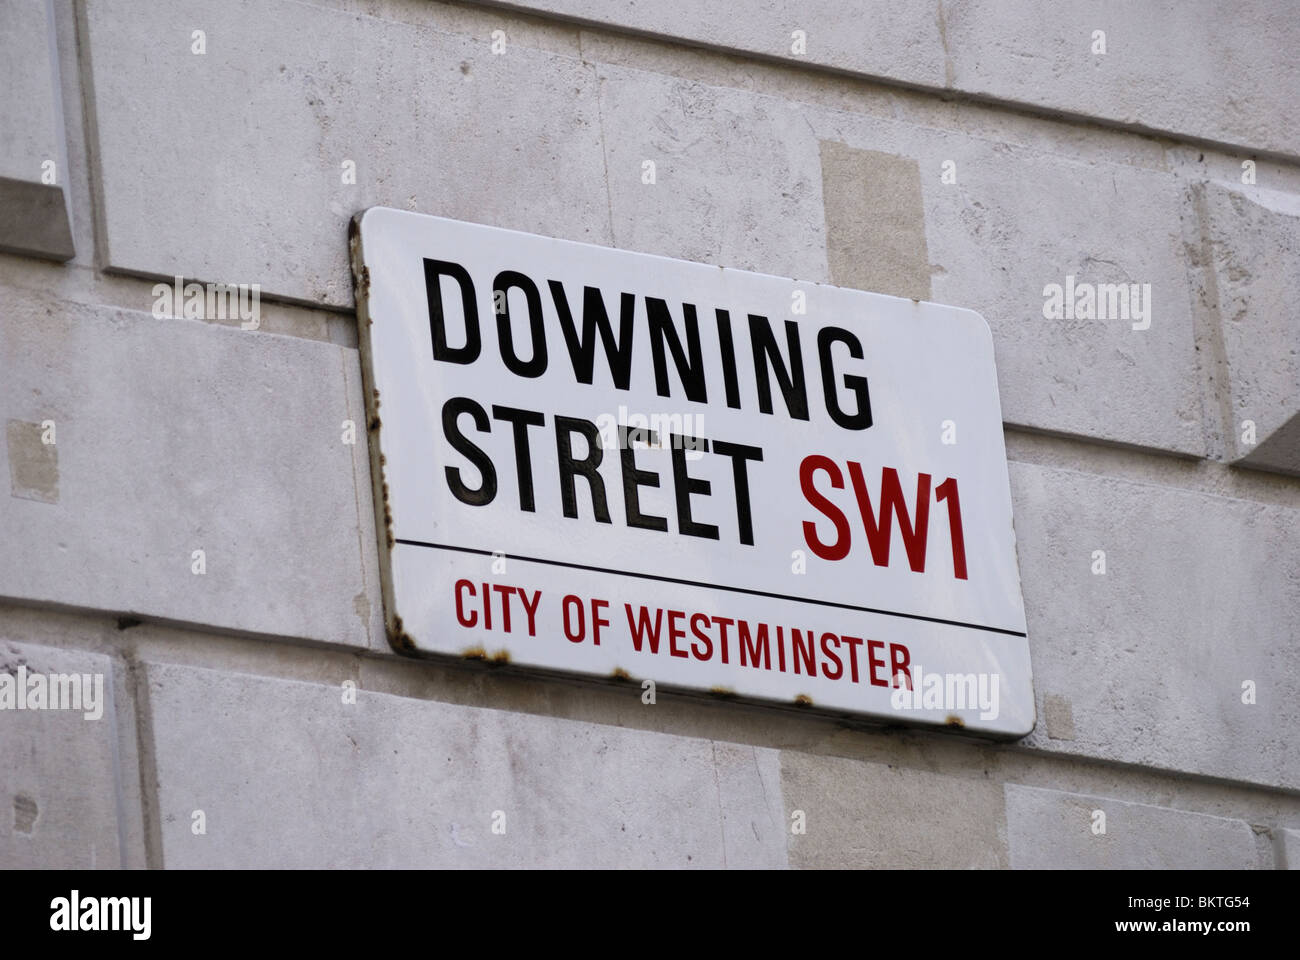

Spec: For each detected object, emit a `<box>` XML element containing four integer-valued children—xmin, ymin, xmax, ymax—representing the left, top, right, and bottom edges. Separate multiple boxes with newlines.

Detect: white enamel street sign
<box><xmin>350</xmin><ymin>208</ymin><xmax>1034</xmax><ymax>737</ymax></box>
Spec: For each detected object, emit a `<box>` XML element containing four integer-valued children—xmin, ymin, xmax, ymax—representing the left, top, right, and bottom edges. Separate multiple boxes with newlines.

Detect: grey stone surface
<box><xmin>920</xmin><ymin>136</ymin><xmax>1202</xmax><ymax>456</ymax></box>
<box><xmin>0</xmin><ymin>0</ymin><xmax>74</xmax><ymax>260</ymax></box>
<box><xmin>594</xmin><ymin>61</ymin><xmax>829</xmax><ymax>280</ymax></box>
<box><xmin>0</xmin><ymin>640</ymin><xmax>120</xmax><ymax>868</ymax></box>
<box><xmin>480</xmin><ymin>0</ymin><xmax>948</xmax><ymax>88</ymax></box>
<box><xmin>1279</xmin><ymin>828</ymin><xmax>1300</xmax><ymax>869</ymax></box>
<box><xmin>1005</xmin><ymin>784</ymin><xmax>1263</xmax><ymax>869</ymax></box>
<box><xmin>0</xmin><ymin>283</ymin><xmax>383</xmax><ymax>650</ymax></box>
<box><xmin>0</xmin><ymin>0</ymin><xmax>60</xmax><ymax>184</ymax></box>
<box><xmin>1188</xmin><ymin>183</ymin><xmax>1300</xmax><ymax>475</ymax></box>
<box><xmin>713</xmin><ymin>740</ymin><xmax>788</xmax><ymax>869</ymax></box>
<box><xmin>941</xmin><ymin>1</ymin><xmax>1299</xmax><ymax>158</ymax></box>
<box><xmin>782</xmin><ymin>750</ymin><xmax>1006</xmax><ymax>868</ymax></box>
<box><xmin>144</xmin><ymin>660</ymin><xmax>790</xmax><ymax>867</ymax></box>
<box><xmin>83</xmin><ymin>0</ymin><xmax>608</xmax><ymax>307</ymax></box>
<box><xmin>1010</xmin><ymin>460</ymin><xmax>1300</xmax><ymax>789</ymax></box>
<box><xmin>470</xmin><ymin>0</ymin><xmax>1300</xmax><ymax>158</ymax></box>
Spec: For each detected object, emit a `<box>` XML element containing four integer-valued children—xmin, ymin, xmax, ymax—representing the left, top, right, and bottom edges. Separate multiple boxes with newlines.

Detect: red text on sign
<box><xmin>798</xmin><ymin>456</ymin><xmax>968</xmax><ymax>579</ymax></box>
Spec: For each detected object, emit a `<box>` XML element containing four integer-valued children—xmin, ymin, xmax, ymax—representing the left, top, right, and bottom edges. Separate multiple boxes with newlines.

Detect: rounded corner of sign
<box><xmin>1005</xmin><ymin>694</ymin><xmax>1038</xmax><ymax>740</ymax></box>
<box><xmin>1005</xmin><ymin>714</ymin><xmax>1037</xmax><ymax>740</ymax></box>
<box><xmin>956</xmin><ymin>306</ymin><xmax>996</xmax><ymax>345</ymax></box>
<box><xmin>384</xmin><ymin>613</ymin><xmax>423</xmax><ymax>658</ymax></box>
<box><xmin>351</xmin><ymin>206</ymin><xmax>377</xmax><ymax>235</ymax></box>
<box><xmin>353</xmin><ymin>205</ymin><xmax>402</xmax><ymax>239</ymax></box>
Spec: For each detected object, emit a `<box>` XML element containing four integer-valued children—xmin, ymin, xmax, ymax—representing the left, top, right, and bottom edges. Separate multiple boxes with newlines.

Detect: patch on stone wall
<box><xmin>7</xmin><ymin>419</ymin><xmax>59</xmax><ymax>504</ymax></box>
<box><xmin>12</xmin><ymin>794</ymin><xmax>38</xmax><ymax>834</ymax></box>
<box><xmin>819</xmin><ymin>142</ymin><xmax>932</xmax><ymax>301</ymax></box>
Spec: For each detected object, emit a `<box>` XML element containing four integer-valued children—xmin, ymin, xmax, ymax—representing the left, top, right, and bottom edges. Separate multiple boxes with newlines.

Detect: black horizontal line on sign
<box><xmin>394</xmin><ymin>539</ymin><xmax>1029</xmax><ymax>638</ymax></box>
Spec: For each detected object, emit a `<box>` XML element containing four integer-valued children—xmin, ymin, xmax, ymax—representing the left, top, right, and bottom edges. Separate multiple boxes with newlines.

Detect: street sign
<box><xmin>350</xmin><ymin>208</ymin><xmax>1033</xmax><ymax>737</ymax></box>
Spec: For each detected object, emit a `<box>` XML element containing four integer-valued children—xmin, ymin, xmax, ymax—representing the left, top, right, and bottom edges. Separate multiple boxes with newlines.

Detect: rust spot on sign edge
<box><xmin>353</xmin><ymin>210</ymin><xmax>408</xmax><ymax>658</ymax></box>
